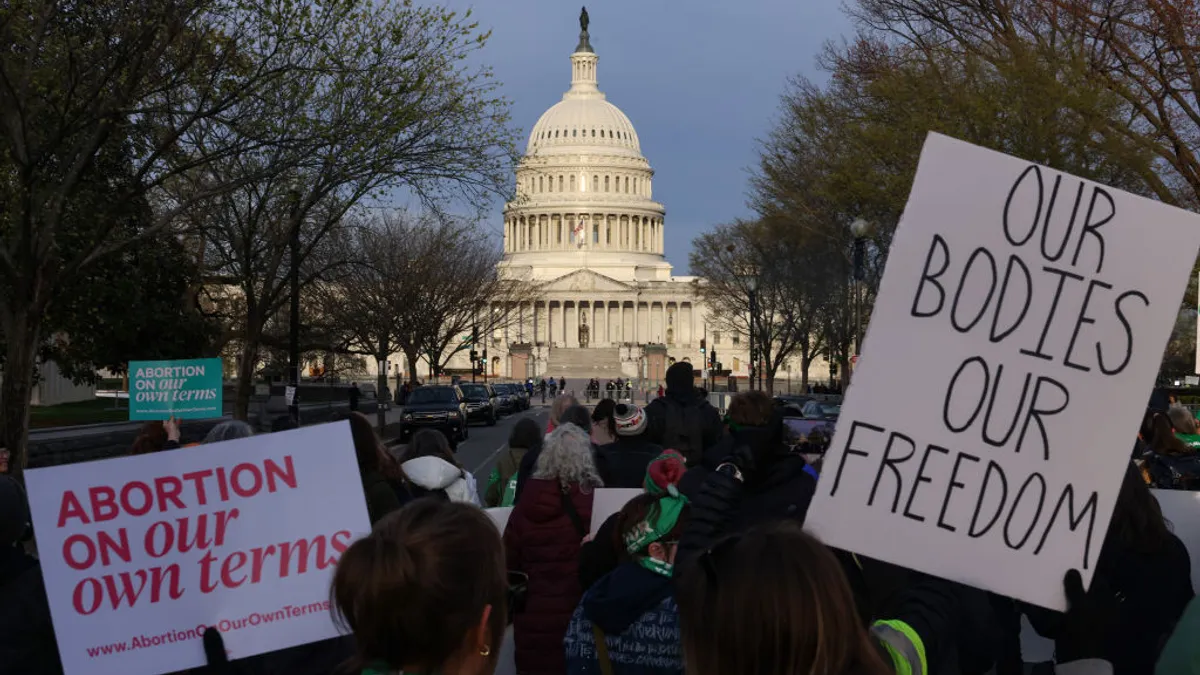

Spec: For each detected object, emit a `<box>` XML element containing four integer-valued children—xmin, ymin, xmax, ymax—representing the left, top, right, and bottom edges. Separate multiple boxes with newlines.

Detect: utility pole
<box><xmin>288</xmin><ymin>190</ymin><xmax>302</xmax><ymax>425</ymax></box>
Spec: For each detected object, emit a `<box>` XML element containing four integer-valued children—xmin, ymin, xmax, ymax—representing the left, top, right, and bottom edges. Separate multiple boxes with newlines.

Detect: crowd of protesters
<box><xmin>5</xmin><ymin>361</ymin><xmax>1200</xmax><ymax>675</ymax></box>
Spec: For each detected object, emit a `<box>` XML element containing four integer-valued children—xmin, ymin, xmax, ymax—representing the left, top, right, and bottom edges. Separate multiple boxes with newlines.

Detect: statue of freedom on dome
<box><xmin>580</xmin><ymin>7</ymin><xmax>589</xmax><ymax>33</ymax></box>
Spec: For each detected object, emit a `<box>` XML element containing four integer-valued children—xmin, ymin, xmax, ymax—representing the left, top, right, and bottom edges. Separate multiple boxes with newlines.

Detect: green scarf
<box><xmin>622</xmin><ymin>451</ymin><xmax>689</xmax><ymax>577</ymax></box>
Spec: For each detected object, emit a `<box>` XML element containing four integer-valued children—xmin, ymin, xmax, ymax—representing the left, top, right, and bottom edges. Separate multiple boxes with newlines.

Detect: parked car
<box><xmin>801</xmin><ymin>399</ymin><xmax>840</xmax><ymax>421</ymax></box>
<box><xmin>459</xmin><ymin>383</ymin><xmax>499</xmax><ymax>425</ymax></box>
<box><xmin>494</xmin><ymin>383</ymin><xmax>526</xmax><ymax>412</ymax></box>
<box><xmin>491</xmin><ymin>383</ymin><xmax>519</xmax><ymax>414</ymax></box>
<box><xmin>400</xmin><ymin>385</ymin><xmax>468</xmax><ymax>443</ymax></box>
<box><xmin>773</xmin><ymin>394</ymin><xmax>812</xmax><ymax>416</ymax></box>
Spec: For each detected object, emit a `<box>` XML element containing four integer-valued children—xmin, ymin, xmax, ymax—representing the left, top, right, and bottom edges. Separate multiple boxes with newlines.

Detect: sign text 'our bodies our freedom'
<box><xmin>805</xmin><ymin>133</ymin><xmax>1200</xmax><ymax>610</ymax></box>
<box><xmin>24</xmin><ymin>422</ymin><xmax>372</xmax><ymax>675</ymax></box>
<box><xmin>129</xmin><ymin>358</ymin><xmax>223</xmax><ymax>420</ymax></box>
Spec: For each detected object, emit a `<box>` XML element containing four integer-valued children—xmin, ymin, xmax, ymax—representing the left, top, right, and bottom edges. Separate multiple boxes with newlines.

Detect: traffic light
<box><xmin>700</xmin><ymin>338</ymin><xmax>706</xmax><ymax>355</ymax></box>
<box><xmin>469</xmin><ymin>350</ymin><xmax>478</xmax><ymax>362</ymax></box>
<box><xmin>709</xmin><ymin>349</ymin><xmax>717</xmax><ymax>369</ymax></box>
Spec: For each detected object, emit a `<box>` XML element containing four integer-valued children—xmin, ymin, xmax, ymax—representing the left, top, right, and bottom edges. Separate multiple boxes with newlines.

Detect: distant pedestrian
<box><xmin>559</xmin><ymin>376</ymin><xmax>567</xmax><ymax>392</ymax></box>
<box><xmin>349</xmin><ymin>382</ymin><xmax>361</xmax><ymax>411</ymax></box>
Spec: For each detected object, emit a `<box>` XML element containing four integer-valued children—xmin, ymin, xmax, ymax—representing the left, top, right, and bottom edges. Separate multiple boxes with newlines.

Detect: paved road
<box><xmin>387</xmin><ymin>404</ymin><xmax>550</xmax><ymax>504</ymax></box>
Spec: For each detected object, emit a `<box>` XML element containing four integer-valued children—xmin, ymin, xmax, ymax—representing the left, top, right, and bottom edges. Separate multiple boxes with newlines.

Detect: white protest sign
<box><xmin>486</xmin><ymin>507</ymin><xmax>514</xmax><ymax>534</ymax></box>
<box><xmin>24</xmin><ymin>422</ymin><xmax>372</xmax><ymax>675</ymax></box>
<box><xmin>805</xmin><ymin>133</ymin><xmax>1200</xmax><ymax>610</ymax></box>
<box><xmin>590</xmin><ymin>488</ymin><xmax>643</xmax><ymax>533</ymax></box>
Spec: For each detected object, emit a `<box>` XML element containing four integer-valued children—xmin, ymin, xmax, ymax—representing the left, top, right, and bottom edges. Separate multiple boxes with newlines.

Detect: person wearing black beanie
<box><xmin>643</xmin><ymin>362</ymin><xmax>722</xmax><ymax>466</ymax></box>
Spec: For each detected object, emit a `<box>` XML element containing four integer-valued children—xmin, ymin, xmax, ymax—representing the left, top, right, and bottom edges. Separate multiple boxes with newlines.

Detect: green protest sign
<box><xmin>129</xmin><ymin>358</ymin><xmax>224</xmax><ymax>420</ymax></box>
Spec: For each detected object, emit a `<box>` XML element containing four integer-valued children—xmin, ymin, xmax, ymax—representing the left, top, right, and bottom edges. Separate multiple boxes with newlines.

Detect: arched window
<box><xmin>570</xmin><ymin>174</ymin><xmax>576</xmax><ymax>191</ymax></box>
<box><xmin>604</xmin><ymin>175</ymin><xmax>610</xmax><ymax>192</ymax></box>
<box><xmin>558</xmin><ymin>175</ymin><xmax>564</xmax><ymax>191</ymax></box>
<box><xmin>593</xmin><ymin>223</ymin><xmax>599</xmax><ymax>243</ymax></box>
<box><xmin>554</xmin><ymin>130</ymin><xmax>558</xmax><ymax>138</ymax></box>
<box><xmin>593</xmin><ymin>175</ymin><xmax>599</xmax><ymax>192</ymax></box>
<box><xmin>538</xmin><ymin>176</ymin><xmax>544</xmax><ymax>192</ymax></box>
<box><xmin>633</xmin><ymin>178</ymin><xmax>638</xmax><ymax>194</ymax></box>
<box><xmin>624</xmin><ymin>176</ymin><xmax>629</xmax><ymax>193</ymax></box>
<box><xmin>572</xmin><ymin>129</ymin><xmax>577</xmax><ymax>137</ymax></box>
<box><xmin>591</xmin><ymin>129</ymin><xmax>596</xmax><ymax>137</ymax></box>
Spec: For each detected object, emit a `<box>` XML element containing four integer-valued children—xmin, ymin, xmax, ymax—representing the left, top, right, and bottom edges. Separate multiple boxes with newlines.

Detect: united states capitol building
<box><xmin>440</xmin><ymin>11</ymin><xmax>754</xmax><ymax>384</ymax></box>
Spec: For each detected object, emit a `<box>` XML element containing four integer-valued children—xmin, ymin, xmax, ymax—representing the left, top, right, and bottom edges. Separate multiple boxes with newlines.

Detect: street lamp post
<box><xmin>738</xmin><ymin>263</ymin><xmax>761</xmax><ymax>391</ymax></box>
<box><xmin>287</xmin><ymin>189</ymin><xmax>302</xmax><ymax>425</ymax></box>
<box><xmin>850</xmin><ymin>218</ymin><xmax>870</xmax><ymax>384</ymax></box>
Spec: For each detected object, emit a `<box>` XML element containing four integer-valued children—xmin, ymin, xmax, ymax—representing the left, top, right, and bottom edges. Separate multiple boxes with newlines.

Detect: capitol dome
<box><xmin>501</xmin><ymin>11</ymin><xmax>669</xmax><ymax>284</ymax></box>
<box><xmin>527</xmin><ymin>98</ymin><xmax>642</xmax><ymax>157</ymax></box>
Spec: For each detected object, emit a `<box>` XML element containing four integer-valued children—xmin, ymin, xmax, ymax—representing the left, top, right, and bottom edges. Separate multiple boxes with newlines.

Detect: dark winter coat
<box><xmin>674</xmin><ymin>457</ymin><xmax>962</xmax><ymax>675</ymax></box>
<box><xmin>1027</xmin><ymin>531</ymin><xmax>1193</xmax><ymax>675</ymax></box>
<box><xmin>0</xmin><ymin>546</ymin><xmax>63</xmax><ymax>675</ymax></box>
<box><xmin>360</xmin><ymin>469</ymin><xmax>404</xmax><ymax>525</ymax></box>
<box><xmin>595</xmin><ymin>437</ymin><xmax>662</xmax><ymax>489</ymax></box>
<box><xmin>504</xmin><ymin>478</ymin><xmax>595</xmax><ymax>675</ymax></box>
<box><xmin>565</xmin><ymin>562</ymin><xmax>683</xmax><ymax>675</ymax></box>
<box><xmin>643</xmin><ymin>391</ymin><xmax>721</xmax><ymax>466</ymax></box>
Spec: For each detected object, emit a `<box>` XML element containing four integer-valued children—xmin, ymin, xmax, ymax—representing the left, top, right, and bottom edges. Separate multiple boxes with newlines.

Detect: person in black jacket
<box><xmin>678</xmin><ymin>390</ymin><xmax>815</xmax><ymax>529</ymax></box>
<box><xmin>644</xmin><ymin>361</ymin><xmax>722</xmax><ymax>466</ymax></box>
<box><xmin>594</xmin><ymin>404</ymin><xmax>662</xmax><ymax>489</ymax></box>
<box><xmin>1023</xmin><ymin>463</ymin><xmax>1193</xmax><ymax>675</ymax></box>
<box><xmin>0</xmin><ymin>475</ymin><xmax>63</xmax><ymax>675</ymax></box>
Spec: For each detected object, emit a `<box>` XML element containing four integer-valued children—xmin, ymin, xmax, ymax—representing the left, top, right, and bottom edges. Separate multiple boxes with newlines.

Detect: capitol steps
<box><xmin>544</xmin><ymin>347</ymin><xmax>623</xmax><ymax>379</ymax></box>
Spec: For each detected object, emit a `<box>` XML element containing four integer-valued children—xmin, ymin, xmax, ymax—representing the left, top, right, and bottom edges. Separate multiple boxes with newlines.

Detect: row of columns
<box><xmin>505</xmin><ymin>213</ymin><xmax>664</xmax><ymax>254</ymax></box>
<box><xmin>495</xmin><ymin>299</ymin><xmax>696</xmax><ymax>349</ymax></box>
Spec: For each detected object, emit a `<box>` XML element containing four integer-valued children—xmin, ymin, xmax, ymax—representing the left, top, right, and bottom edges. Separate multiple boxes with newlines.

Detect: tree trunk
<box><xmin>1</xmin><ymin>308</ymin><xmax>44</xmax><ymax>479</ymax></box>
<box><xmin>234</xmin><ymin>335</ymin><xmax>262</xmax><ymax>421</ymax></box>
<box><xmin>404</xmin><ymin>348</ymin><xmax>421</xmax><ymax>386</ymax></box>
<box><xmin>800</xmin><ymin>356</ymin><xmax>811</xmax><ymax>392</ymax></box>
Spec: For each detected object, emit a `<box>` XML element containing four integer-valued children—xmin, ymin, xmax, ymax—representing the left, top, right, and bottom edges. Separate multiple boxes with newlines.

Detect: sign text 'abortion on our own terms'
<box><xmin>23</xmin><ymin>422</ymin><xmax>372</xmax><ymax>675</ymax></box>
<box><xmin>805</xmin><ymin>133</ymin><xmax>1200</xmax><ymax>610</ymax></box>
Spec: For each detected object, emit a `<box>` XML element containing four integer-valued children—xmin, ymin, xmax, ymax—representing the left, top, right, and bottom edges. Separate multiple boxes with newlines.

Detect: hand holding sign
<box><xmin>805</xmin><ymin>133</ymin><xmax>1200</xmax><ymax>610</ymax></box>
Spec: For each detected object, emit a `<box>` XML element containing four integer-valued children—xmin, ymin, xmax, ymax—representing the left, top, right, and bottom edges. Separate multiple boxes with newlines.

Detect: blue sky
<box><xmin>439</xmin><ymin>0</ymin><xmax>853</xmax><ymax>272</ymax></box>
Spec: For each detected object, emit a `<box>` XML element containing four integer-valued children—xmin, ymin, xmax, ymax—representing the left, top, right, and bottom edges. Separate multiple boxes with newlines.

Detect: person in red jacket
<box><xmin>504</xmin><ymin>422</ymin><xmax>603</xmax><ymax>675</ymax></box>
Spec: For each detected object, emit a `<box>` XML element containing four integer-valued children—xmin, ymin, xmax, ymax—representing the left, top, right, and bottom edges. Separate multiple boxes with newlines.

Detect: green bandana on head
<box><xmin>622</xmin><ymin>451</ymin><xmax>689</xmax><ymax>577</ymax></box>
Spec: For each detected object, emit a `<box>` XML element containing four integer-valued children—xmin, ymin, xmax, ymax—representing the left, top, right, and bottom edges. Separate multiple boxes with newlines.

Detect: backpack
<box><xmin>660</xmin><ymin>398</ymin><xmax>706</xmax><ymax>463</ymax></box>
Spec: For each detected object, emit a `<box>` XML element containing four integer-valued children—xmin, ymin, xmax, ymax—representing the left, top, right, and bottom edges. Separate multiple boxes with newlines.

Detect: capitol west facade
<box><xmin>441</xmin><ymin>14</ymin><xmax>753</xmax><ymax>383</ymax></box>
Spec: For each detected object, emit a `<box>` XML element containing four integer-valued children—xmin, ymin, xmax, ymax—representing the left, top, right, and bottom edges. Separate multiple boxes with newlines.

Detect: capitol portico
<box><xmin>442</xmin><ymin>10</ymin><xmax>753</xmax><ymax>383</ymax></box>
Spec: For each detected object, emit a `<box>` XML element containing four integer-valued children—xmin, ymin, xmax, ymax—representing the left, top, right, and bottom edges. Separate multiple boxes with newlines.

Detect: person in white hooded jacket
<box><xmin>400</xmin><ymin>429</ymin><xmax>481</xmax><ymax>505</ymax></box>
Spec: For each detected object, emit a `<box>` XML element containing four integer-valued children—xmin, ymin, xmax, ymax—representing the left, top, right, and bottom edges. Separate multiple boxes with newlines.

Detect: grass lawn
<box><xmin>30</xmin><ymin>398</ymin><xmax>130</xmax><ymax>429</ymax></box>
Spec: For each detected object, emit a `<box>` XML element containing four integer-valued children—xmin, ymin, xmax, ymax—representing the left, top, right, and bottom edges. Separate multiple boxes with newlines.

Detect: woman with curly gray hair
<box><xmin>503</xmin><ymin>422</ymin><xmax>602</xmax><ymax>675</ymax></box>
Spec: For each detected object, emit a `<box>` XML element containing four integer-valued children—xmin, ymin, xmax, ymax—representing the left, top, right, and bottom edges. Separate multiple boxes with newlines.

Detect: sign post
<box><xmin>805</xmin><ymin>133</ymin><xmax>1200</xmax><ymax>610</ymax></box>
<box><xmin>129</xmin><ymin>358</ymin><xmax>224</xmax><ymax>421</ymax></box>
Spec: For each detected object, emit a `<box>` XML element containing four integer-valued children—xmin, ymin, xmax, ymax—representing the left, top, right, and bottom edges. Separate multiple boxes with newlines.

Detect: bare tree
<box><xmin>690</xmin><ymin>220</ymin><xmax>828</xmax><ymax>394</ymax></box>
<box><xmin>0</xmin><ymin>0</ymin><xmax>316</xmax><ymax>473</ymax></box>
<box><xmin>179</xmin><ymin>0</ymin><xmax>517</xmax><ymax>418</ymax></box>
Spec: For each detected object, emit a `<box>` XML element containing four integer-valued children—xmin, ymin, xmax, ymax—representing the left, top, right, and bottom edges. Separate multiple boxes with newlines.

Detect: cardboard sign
<box><xmin>486</xmin><ymin>507</ymin><xmax>514</xmax><ymax>534</ymax></box>
<box><xmin>589</xmin><ymin>488</ymin><xmax>642</xmax><ymax>533</ymax></box>
<box><xmin>805</xmin><ymin>133</ymin><xmax>1200</xmax><ymax>610</ymax></box>
<box><xmin>24</xmin><ymin>422</ymin><xmax>372</xmax><ymax>675</ymax></box>
<box><xmin>129</xmin><ymin>358</ymin><xmax>224</xmax><ymax>420</ymax></box>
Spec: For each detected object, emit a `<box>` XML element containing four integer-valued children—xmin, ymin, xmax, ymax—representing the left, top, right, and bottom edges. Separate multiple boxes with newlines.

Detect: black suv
<box><xmin>400</xmin><ymin>385</ymin><xmax>468</xmax><ymax>442</ymax></box>
<box><xmin>459</xmin><ymin>383</ymin><xmax>499</xmax><ymax>425</ymax></box>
